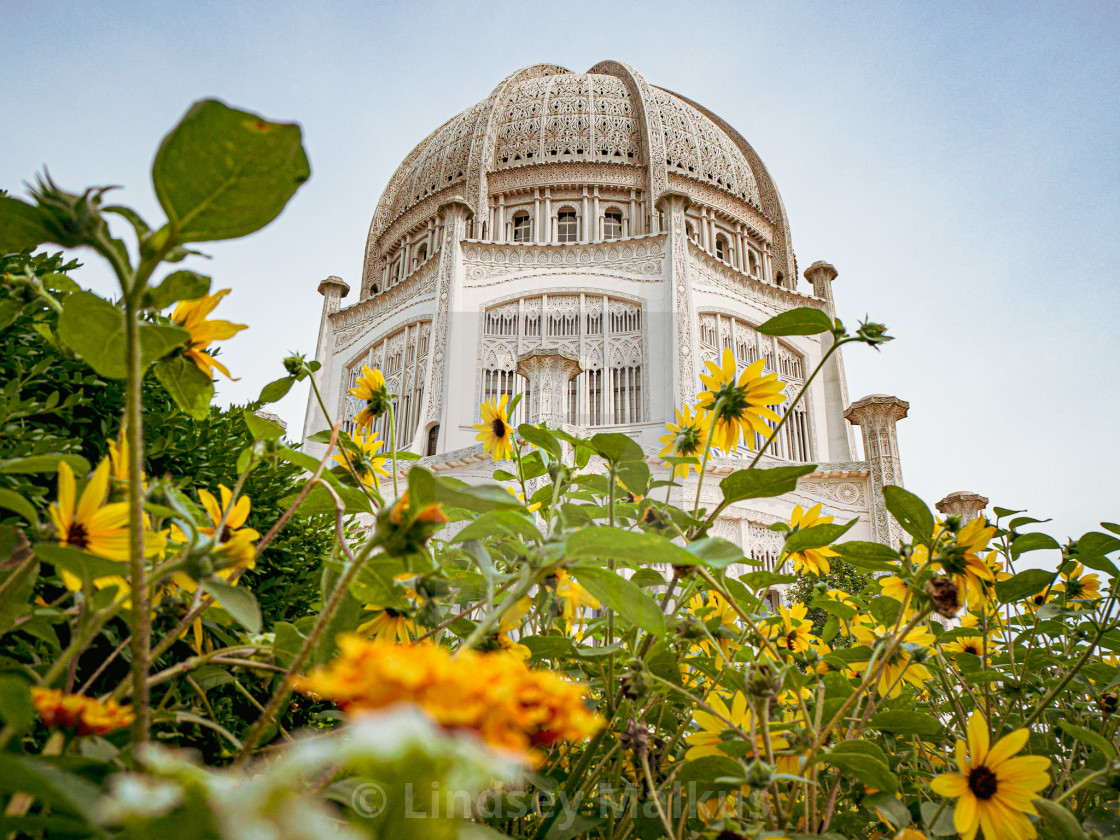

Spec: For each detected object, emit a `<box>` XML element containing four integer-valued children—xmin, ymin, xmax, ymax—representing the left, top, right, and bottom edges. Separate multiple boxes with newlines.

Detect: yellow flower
<box><xmin>196</xmin><ymin>485</ymin><xmax>260</xmax><ymax>570</ymax></box>
<box><xmin>931</xmin><ymin>712</ymin><xmax>1050</xmax><ymax>840</ymax></box>
<box><xmin>943</xmin><ymin>636</ymin><xmax>987</xmax><ymax>657</ymax></box>
<box><xmin>894</xmin><ymin>830</ymin><xmax>929</xmax><ymax>840</ymax></box>
<box><xmin>295</xmin><ymin>637</ymin><xmax>603</xmax><ymax>762</ymax></box>
<box><xmin>929</xmin><ymin>518</ymin><xmax>997</xmax><ymax>610</ymax></box>
<box><xmin>848</xmin><ymin>621</ymin><xmax>935</xmax><ymax>698</ymax></box>
<box><xmin>473</xmin><ymin>395</ymin><xmax>515</xmax><ymax>461</ymax></box>
<box><xmin>786</xmin><ymin>503</ymin><xmax>840</xmax><ymax>576</ymax></box>
<box><xmin>1053</xmin><ymin>563</ymin><xmax>1102</xmax><ymax>607</ymax></box>
<box><xmin>348</xmin><ymin>365</ymin><xmax>393</xmax><ymax>430</ymax></box>
<box><xmin>357</xmin><ymin>607</ymin><xmax>418</xmax><ymax>643</ymax></box>
<box><xmin>48</xmin><ymin>459</ymin><xmax>165</xmax><ymax>592</ymax></box>
<box><xmin>31</xmin><ymin>688</ymin><xmax>134</xmax><ymax>736</ymax></box>
<box><xmin>689</xmin><ymin>591</ymin><xmax>741</xmax><ymax>666</ymax></box>
<box><xmin>879</xmin><ymin>575</ymin><xmax>910</xmax><ymax>603</ymax></box>
<box><xmin>507</xmin><ymin>486</ymin><xmax>540</xmax><ymax>513</ymax></box>
<box><xmin>657</xmin><ymin>404</ymin><xmax>711</xmax><ymax>478</ymax></box>
<box><xmin>695</xmin><ymin>348</ymin><xmax>785</xmax><ymax>453</ymax></box>
<box><xmin>170</xmin><ymin>289</ymin><xmax>247</xmax><ymax>380</ymax></box>
<box><xmin>685</xmin><ymin>692</ymin><xmax>789</xmax><ymax>760</ymax></box>
<box><xmin>766</xmin><ymin>602</ymin><xmax>815</xmax><ymax>653</ymax></box>
<box><xmin>334</xmin><ymin>429</ymin><xmax>392</xmax><ymax>489</ymax></box>
<box><xmin>551</xmin><ymin>570</ymin><xmax>601</xmax><ymax>637</ymax></box>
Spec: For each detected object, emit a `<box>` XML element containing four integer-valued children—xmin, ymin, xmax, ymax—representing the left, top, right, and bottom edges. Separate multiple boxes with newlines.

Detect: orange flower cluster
<box><xmin>31</xmin><ymin>688</ymin><xmax>134</xmax><ymax>736</ymax></box>
<box><xmin>295</xmin><ymin>636</ymin><xmax>603</xmax><ymax>761</ymax></box>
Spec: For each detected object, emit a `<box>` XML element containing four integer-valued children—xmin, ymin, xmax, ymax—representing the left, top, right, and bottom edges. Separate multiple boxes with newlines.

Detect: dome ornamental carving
<box><xmin>362</xmin><ymin>61</ymin><xmax>796</xmax><ymax>290</ymax></box>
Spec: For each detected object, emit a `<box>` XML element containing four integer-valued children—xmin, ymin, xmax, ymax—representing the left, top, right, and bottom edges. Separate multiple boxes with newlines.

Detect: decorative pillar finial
<box><xmin>804</xmin><ymin>260</ymin><xmax>838</xmax><ymax>317</ymax></box>
<box><xmin>317</xmin><ymin>275</ymin><xmax>350</xmax><ymax>315</ymax></box>
<box><xmin>845</xmin><ymin>394</ymin><xmax>909</xmax><ymax>546</ymax></box>
<box><xmin>936</xmin><ymin>491</ymin><xmax>989</xmax><ymax>523</ymax></box>
<box><xmin>516</xmin><ymin>350</ymin><xmax>583</xmax><ymax>429</ymax></box>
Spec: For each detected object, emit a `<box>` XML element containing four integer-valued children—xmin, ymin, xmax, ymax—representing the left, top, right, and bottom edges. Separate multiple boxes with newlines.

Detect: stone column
<box><xmin>657</xmin><ymin>190</ymin><xmax>698</xmax><ymax>408</ymax></box>
<box><xmin>516</xmin><ymin>350</ymin><xmax>583</xmax><ymax>428</ymax></box>
<box><xmin>805</xmin><ymin>261</ymin><xmax>855</xmax><ymax>461</ymax></box>
<box><xmin>845</xmin><ymin>394</ymin><xmax>909</xmax><ymax>546</ymax></box>
<box><xmin>423</xmin><ymin>200</ymin><xmax>471</xmax><ymax>445</ymax></box>
<box><xmin>936</xmin><ymin>491</ymin><xmax>989</xmax><ymax>523</ymax></box>
<box><xmin>302</xmin><ymin>276</ymin><xmax>349</xmax><ymax>441</ymax></box>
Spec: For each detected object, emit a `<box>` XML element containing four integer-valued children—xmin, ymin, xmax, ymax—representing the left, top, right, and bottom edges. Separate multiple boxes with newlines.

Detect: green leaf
<box><xmin>869</xmin><ymin>710</ymin><xmax>943</xmax><ymax>738</ymax></box>
<box><xmin>673</xmin><ymin>756</ymin><xmax>746</xmax><ymax>793</ymax></box>
<box><xmin>882</xmin><ymin>486</ymin><xmax>934</xmax><ymax>543</ymax></box>
<box><xmin>569</xmin><ymin>566</ymin><xmax>665</xmax><ymax>636</ymax></box>
<box><xmin>1009</xmin><ymin>531</ymin><xmax>1061</xmax><ymax>559</ymax></box>
<box><xmin>565</xmin><ymin>527</ymin><xmax>695</xmax><ymax>568</ymax></box>
<box><xmin>686</xmin><ymin>536</ymin><xmax>743</xmax><ymax>568</ymax></box>
<box><xmin>1075</xmin><ymin>531</ymin><xmax>1120</xmax><ymax>576</ymax></box>
<box><xmin>784</xmin><ymin>519</ymin><xmax>856</xmax><ymax>552</ymax></box>
<box><xmin>995</xmin><ymin>569</ymin><xmax>1056</xmax><ymax>604</ymax></box>
<box><xmin>0</xmin><ymin>196</ymin><xmax>51</xmax><ymax>252</ymax></box>
<box><xmin>1032</xmin><ymin>799</ymin><xmax>1090</xmax><ymax>840</ymax></box>
<box><xmin>0</xmin><ymin>300</ymin><xmax>24</xmax><ymax>332</ymax></box>
<box><xmin>863</xmin><ymin>791</ymin><xmax>911</xmax><ymax>828</ymax></box>
<box><xmin>739</xmin><ymin>570</ymin><xmax>797</xmax><ymax>590</ymax></box>
<box><xmin>756</xmin><ymin>306</ymin><xmax>834</xmax><ymax>336</ymax></box>
<box><xmin>817</xmin><ymin>751</ymin><xmax>898</xmax><ymax>794</ymax></box>
<box><xmin>921</xmin><ymin>800</ymin><xmax>957</xmax><ymax>836</ymax></box>
<box><xmin>154</xmin><ymin>355</ymin><xmax>214</xmax><ymax>420</ymax></box>
<box><xmin>720</xmin><ymin>464</ymin><xmax>816</xmax><ymax>505</ymax></box>
<box><xmin>518</xmin><ymin>423</ymin><xmax>562</xmax><ymax>459</ymax></box>
<box><xmin>0</xmin><ymin>454</ymin><xmax>90</xmax><ymax>475</ymax></box>
<box><xmin>200</xmin><ymin>578</ymin><xmax>261</xmax><ymax>634</ymax></box>
<box><xmin>0</xmin><ymin>674</ymin><xmax>34</xmax><ymax>733</ymax></box>
<box><xmin>1057</xmin><ymin>722</ymin><xmax>1117</xmax><ymax>760</ymax></box>
<box><xmin>831</xmin><ymin>540</ymin><xmax>901</xmax><ymax>572</ymax></box>
<box><xmin>242</xmin><ymin>409</ymin><xmax>285</xmax><ymax>441</ymax></box>
<box><xmin>0</xmin><ymin>754</ymin><xmax>103</xmax><ymax>824</ymax></box>
<box><xmin>0</xmin><ymin>489</ymin><xmax>38</xmax><ymax>524</ymax></box>
<box><xmin>142</xmin><ymin>269</ymin><xmax>211</xmax><ymax>309</ymax></box>
<box><xmin>521</xmin><ymin>635</ymin><xmax>577</xmax><ymax>661</ymax></box>
<box><xmin>590</xmin><ymin>432</ymin><xmax>650</xmax><ymax>492</ymax></box>
<box><xmin>258</xmin><ymin>375</ymin><xmax>297</xmax><ymax>405</ymax></box>
<box><xmin>58</xmin><ymin>290</ymin><xmax>187</xmax><ymax>378</ymax></box>
<box><xmin>152</xmin><ymin>99</ymin><xmax>310</xmax><ymax>243</ymax></box>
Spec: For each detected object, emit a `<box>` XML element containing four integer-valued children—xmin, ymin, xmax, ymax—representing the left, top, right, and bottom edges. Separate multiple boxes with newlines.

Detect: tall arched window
<box><xmin>603</xmin><ymin>209</ymin><xmax>623</xmax><ymax>240</ymax></box>
<box><xmin>426</xmin><ymin>424</ymin><xmax>440</xmax><ymax>456</ymax></box>
<box><xmin>557</xmin><ymin>208</ymin><xmax>578</xmax><ymax>243</ymax></box>
<box><xmin>748</xmin><ymin>249</ymin><xmax>760</xmax><ymax>276</ymax></box>
<box><xmin>686</xmin><ymin>221</ymin><xmax>697</xmax><ymax>242</ymax></box>
<box><xmin>715</xmin><ymin>234</ymin><xmax>730</xmax><ymax>262</ymax></box>
<box><xmin>512</xmin><ymin>212</ymin><xmax>531</xmax><ymax>243</ymax></box>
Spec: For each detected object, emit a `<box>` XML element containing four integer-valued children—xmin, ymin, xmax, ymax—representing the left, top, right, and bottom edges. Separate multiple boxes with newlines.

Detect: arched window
<box><xmin>774</xmin><ymin>271</ymin><xmax>784</xmax><ymax>288</ymax></box>
<box><xmin>603</xmin><ymin>209</ymin><xmax>623</xmax><ymax>240</ymax></box>
<box><xmin>512</xmin><ymin>212</ymin><xmax>531</xmax><ymax>243</ymax></box>
<box><xmin>748</xmin><ymin>249</ymin><xmax>760</xmax><ymax>276</ymax></box>
<box><xmin>557</xmin><ymin>208</ymin><xmax>578</xmax><ymax>243</ymax></box>
<box><xmin>685</xmin><ymin>221</ymin><xmax>697</xmax><ymax>242</ymax></box>
<box><xmin>415</xmin><ymin>243</ymin><xmax>427</xmax><ymax>265</ymax></box>
<box><xmin>715</xmin><ymin>234</ymin><xmax>730</xmax><ymax>262</ymax></box>
<box><xmin>426</xmin><ymin>424</ymin><xmax>440</xmax><ymax>456</ymax></box>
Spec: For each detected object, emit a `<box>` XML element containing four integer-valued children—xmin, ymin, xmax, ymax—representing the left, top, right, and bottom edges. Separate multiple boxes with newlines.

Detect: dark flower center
<box><xmin>491</xmin><ymin>417</ymin><xmax>507</xmax><ymax>439</ymax></box>
<box><xmin>968</xmin><ymin>765</ymin><xmax>999</xmax><ymax>800</ymax></box>
<box><xmin>66</xmin><ymin>522</ymin><xmax>90</xmax><ymax>549</ymax></box>
<box><xmin>711</xmin><ymin>382</ymin><xmax>751</xmax><ymax>422</ymax></box>
<box><xmin>964</xmin><ymin>643</ymin><xmax>981</xmax><ymax>655</ymax></box>
<box><xmin>1066</xmin><ymin>579</ymin><xmax>1085</xmax><ymax>598</ymax></box>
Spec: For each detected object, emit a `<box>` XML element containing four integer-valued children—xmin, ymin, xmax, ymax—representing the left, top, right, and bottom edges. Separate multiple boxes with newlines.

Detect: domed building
<box><xmin>303</xmin><ymin>61</ymin><xmax>911</xmax><ymax>553</ymax></box>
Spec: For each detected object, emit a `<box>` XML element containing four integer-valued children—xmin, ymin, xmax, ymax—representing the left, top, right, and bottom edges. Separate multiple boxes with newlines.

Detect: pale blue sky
<box><xmin>2</xmin><ymin>1</ymin><xmax>1118</xmax><ymax>547</ymax></box>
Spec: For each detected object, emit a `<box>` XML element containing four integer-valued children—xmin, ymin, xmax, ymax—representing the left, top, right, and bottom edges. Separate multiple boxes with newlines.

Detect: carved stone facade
<box><xmin>305</xmin><ymin>61</ymin><xmax>913</xmax><ymax>559</ymax></box>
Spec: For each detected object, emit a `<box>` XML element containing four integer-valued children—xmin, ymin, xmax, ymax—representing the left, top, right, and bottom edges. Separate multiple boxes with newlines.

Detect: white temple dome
<box><xmin>363</xmin><ymin>61</ymin><xmax>796</xmax><ymax>294</ymax></box>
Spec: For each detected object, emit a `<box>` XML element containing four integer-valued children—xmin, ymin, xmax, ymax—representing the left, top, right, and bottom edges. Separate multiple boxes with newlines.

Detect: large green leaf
<box><xmin>995</xmin><ymin>569</ymin><xmax>1056</xmax><ymax>604</ymax></box>
<box><xmin>0</xmin><ymin>675</ymin><xmax>34</xmax><ymax>733</ymax></box>
<box><xmin>817</xmin><ymin>750</ymin><xmax>898</xmax><ymax>794</ymax></box>
<box><xmin>518</xmin><ymin>423</ymin><xmax>562</xmax><ymax>459</ymax></box>
<box><xmin>569</xmin><ymin>566</ymin><xmax>665</xmax><ymax>636</ymax></box>
<box><xmin>756</xmin><ymin>307</ymin><xmax>834</xmax><ymax>336</ymax></box>
<box><xmin>0</xmin><ymin>489</ymin><xmax>38</xmax><ymax>524</ymax></box>
<box><xmin>686</xmin><ymin>536</ymin><xmax>743</xmax><ymax>568</ymax></box>
<box><xmin>673</xmin><ymin>756</ymin><xmax>745</xmax><ymax>793</ymax></box>
<box><xmin>831</xmin><ymin>540</ymin><xmax>901</xmax><ymax>571</ymax></box>
<box><xmin>200</xmin><ymin>578</ymin><xmax>261</xmax><ymax>634</ymax></box>
<box><xmin>1009</xmin><ymin>531</ymin><xmax>1060</xmax><ymax>559</ymax></box>
<box><xmin>58</xmin><ymin>290</ymin><xmax>188</xmax><ymax>379</ymax></box>
<box><xmin>0</xmin><ymin>196</ymin><xmax>51</xmax><ymax>253</ymax></box>
<box><xmin>1057</xmin><ymin>722</ymin><xmax>1116</xmax><ymax>760</ymax></box>
<box><xmin>565</xmin><ymin>527</ymin><xmax>695</xmax><ymax>568</ymax></box>
<box><xmin>869</xmin><ymin>710</ymin><xmax>943</xmax><ymax>738</ymax></box>
<box><xmin>0</xmin><ymin>754</ymin><xmax>103</xmax><ymax>824</ymax></box>
<box><xmin>720</xmin><ymin>464</ymin><xmax>817</xmax><ymax>505</ymax></box>
<box><xmin>142</xmin><ymin>269</ymin><xmax>211</xmax><ymax>310</ymax></box>
<box><xmin>154</xmin><ymin>355</ymin><xmax>214</xmax><ymax>420</ymax></box>
<box><xmin>882</xmin><ymin>486</ymin><xmax>934</xmax><ymax>543</ymax></box>
<box><xmin>152</xmin><ymin>99</ymin><xmax>310</xmax><ymax>242</ymax></box>
<box><xmin>784</xmin><ymin>519</ymin><xmax>856</xmax><ymax>552</ymax></box>
<box><xmin>589</xmin><ymin>432</ymin><xmax>650</xmax><ymax>492</ymax></box>
<box><xmin>1032</xmin><ymin>799</ymin><xmax>1090</xmax><ymax>840</ymax></box>
<box><xmin>0</xmin><ymin>454</ymin><xmax>90</xmax><ymax>475</ymax></box>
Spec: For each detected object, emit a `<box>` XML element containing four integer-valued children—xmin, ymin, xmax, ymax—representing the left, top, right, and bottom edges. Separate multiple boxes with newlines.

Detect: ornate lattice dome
<box><xmin>363</xmin><ymin>61</ymin><xmax>796</xmax><ymax>292</ymax></box>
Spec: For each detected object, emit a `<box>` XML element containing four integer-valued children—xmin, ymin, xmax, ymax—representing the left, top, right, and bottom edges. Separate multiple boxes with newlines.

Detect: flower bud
<box><xmin>374</xmin><ymin>491</ymin><xmax>449</xmax><ymax>555</ymax></box>
<box><xmin>746</xmin><ymin>661</ymin><xmax>782</xmax><ymax>701</ymax></box>
<box><xmin>1102</xmin><ymin>692</ymin><xmax>1119</xmax><ymax>718</ymax></box>
<box><xmin>744</xmin><ymin>759</ymin><xmax>774</xmax><ymax>788</ymax></box>
<box><xmin>924</xmin><ymin>576</ymin><xmax>961</xmax><ymax>618</ymax></box>
<box><xmin>620</xmin><ymin>660</ymin><xmax>648</xmax><ymax>701</ymax></box>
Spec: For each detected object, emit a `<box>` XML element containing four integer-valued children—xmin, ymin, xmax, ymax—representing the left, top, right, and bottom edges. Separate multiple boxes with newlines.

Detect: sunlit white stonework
<box><xmin>304</xmin><ymin>61</ymin><xmax>911</xmax><ymax>556</ymax></box>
